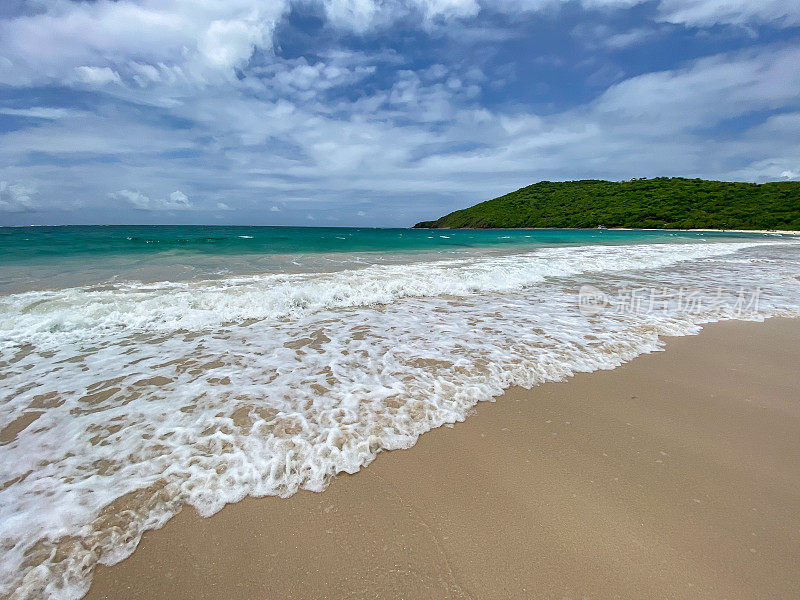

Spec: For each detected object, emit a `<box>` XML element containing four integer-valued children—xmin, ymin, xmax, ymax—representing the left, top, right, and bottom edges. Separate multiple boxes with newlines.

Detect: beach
<box><xmin>84</xmin><ymin>317</ymin><xmax>800</xmax><ymax>600</ymax></box>
<box><xmin>1</xmin><ymin>229</ymin><xmax>799</xmax><ymax>599</ymax></box>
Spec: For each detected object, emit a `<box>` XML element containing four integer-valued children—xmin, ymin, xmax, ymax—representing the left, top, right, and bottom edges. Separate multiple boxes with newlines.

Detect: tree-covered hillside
<box><xmin>413</xmin><ymin>178</ymin><xmax>800</xmax><ymax>230</ymax></box>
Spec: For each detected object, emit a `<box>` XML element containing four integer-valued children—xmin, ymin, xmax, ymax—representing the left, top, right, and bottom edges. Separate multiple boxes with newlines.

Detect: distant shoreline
<box><xmin>413</xmin><ymin>226</ymin><xmax>800</xmax><ymax>235</ymax></box>
<box><xmin>615</xmin><ymin>227</ymin><xmax>798</xmax><ymax>233</ymax></box>
<box><xmin>614</xmin><ymin>227</ymin><xmax>799</xmax><ymax>234</ymax></box>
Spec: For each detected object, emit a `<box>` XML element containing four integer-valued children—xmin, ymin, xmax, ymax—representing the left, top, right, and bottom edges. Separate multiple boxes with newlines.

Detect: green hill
<box><xmin>413</xmin><ymin>178</ymin><xmax>800</xmax><ymax>230</ymax></box>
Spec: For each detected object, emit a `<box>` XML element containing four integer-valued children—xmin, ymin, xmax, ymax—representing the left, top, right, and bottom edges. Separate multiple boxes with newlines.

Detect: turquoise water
<box><xmin>0</xmin><ymin>225</ymin><xmax>784</xmax><ymax>260</ymax></box>
<box><xmin>0</xmin><ymin>225</ymin><xmax>789</xmax><ymax>293</ymax></box>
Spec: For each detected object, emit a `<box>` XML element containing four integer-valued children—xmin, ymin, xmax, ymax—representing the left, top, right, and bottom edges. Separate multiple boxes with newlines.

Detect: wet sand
<box><xmin>86</xmin><ymin>318</ymin><xmax>800</xmax><ymax>600</ymax></box>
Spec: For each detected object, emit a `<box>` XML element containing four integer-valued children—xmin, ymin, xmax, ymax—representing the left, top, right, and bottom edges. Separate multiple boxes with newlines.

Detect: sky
<box><xmin>0</xmin><ymin>0</ymin><xmax>799</xmax><ymax>226</ymax></box>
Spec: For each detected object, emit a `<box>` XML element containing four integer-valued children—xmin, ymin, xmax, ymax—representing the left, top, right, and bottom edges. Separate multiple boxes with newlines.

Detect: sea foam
<box><xmin>1</xmin><ymin>240</ymin><xmax>799</xmax><ymax>599</ymax></box>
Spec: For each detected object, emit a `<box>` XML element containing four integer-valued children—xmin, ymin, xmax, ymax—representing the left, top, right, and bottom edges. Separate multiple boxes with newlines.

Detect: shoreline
<box><xmin>614</xmin><ymin>227</ymin><xmax>800</xmax><ymax>235</ymax></box>
<box><xmin>416</xmin><ymin>226</ymin><xmax>800</xmax><ymax>235</ymax></box>
<box><xmin>85</xmin><ymin>317</ymin><xmax>800</xmax><ymax>600</ymax></box>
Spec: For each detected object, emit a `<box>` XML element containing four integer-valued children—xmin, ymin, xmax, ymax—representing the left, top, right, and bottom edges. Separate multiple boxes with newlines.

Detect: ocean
<box><xmin>1</xmin><ymin>226</ymin><xmax>799</xmax><ymax>599</ymax></box>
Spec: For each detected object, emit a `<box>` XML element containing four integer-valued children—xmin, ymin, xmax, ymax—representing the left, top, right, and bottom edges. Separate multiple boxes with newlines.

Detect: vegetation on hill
<box><xmin>413</xmin><ymin>178</ymin><xmax>800</xmax><ymax>230</ymax></box>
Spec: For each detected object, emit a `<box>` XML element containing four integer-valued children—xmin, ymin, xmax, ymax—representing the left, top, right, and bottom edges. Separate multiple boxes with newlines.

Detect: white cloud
<box><xmin>322</xmin><ymin>0</ymin><xmax>478</xmax><ymax>31</ymax></box>
<box><xmin>0</xmin><ymin>0</ymin><xmax>461</xmax><ymax>90</ymax></box>
<box><xmin>323</xmin><ymin>0</ymin><xmax>380</xmax><ymax>31</ymax></box>
<box><xmin>111</xmin><ymin>189</ymin><xmax>194</xmax><ymax>210</ymax></box>
<box><xmin>216</xmin><ymin>202</ymin><xmax>233</xmax><ymax>210</ymax></box>
<box><xmin>200</xmin><ymin>18</ymin><xmax>264</xmax><ymax>69</ymax></box>
<box><xmin>496</xmin><ymin>0</ymin><xmax>800</xmax><ymax>27</ymax></box>
<box><xmin>572</xmin><ymin>23</ymin><xmax>666</xmax><ymax>50</ymax></box>
<box><xmin>0</xmin><ymin>107</ymin><xmax>74</xmax><ymax>119</ymax></box>
<box><xmin>253</xmin><ymin>56</ymin><xmax>378</xmax><ymax>103</ymax></box>
<box><xmin>73</xmin><ymin>66</ymin><xmax>121</xmax><ymax>85</ymax></box>
<box><xmin>5</xmin><ymin>41</ymin><xmax>796</xmax><ymax>222</ymax></box>
<box><xmin>0</xmin><ymin>0</ymin><xmax>796</xmax><ymax>94</ymax></box>
<box><xmin>656</xmin><ymin>0</ymin><xmax>800</xmax><ymax>27</ymax></box>
<box><xmin>0</xmin><ymin>0</ymin><xmax>290</xmax><ymax>88</ymax></box>
<box><xmin>0</xmin><ymin>181</ymin><xmax>36</xmax><ymax>212</ymax></box>
<box><xmin>592</xmin><ymin>45</ymin><xmax>800</xmax><ymax>132</ymax></box>
<box><xmin>781</xmin><ymin>169</ymin><xmax>800</xmax><ymax>180</ymax></box>
<box><xmin>0</xmin><ymin>109</ymin><xmax>196</xmax><ymax>155</ymax></box>
<box><xmin>412</xmin><ymin>0</ymin><xmax>480</xmax><ymax>21</ymax></box>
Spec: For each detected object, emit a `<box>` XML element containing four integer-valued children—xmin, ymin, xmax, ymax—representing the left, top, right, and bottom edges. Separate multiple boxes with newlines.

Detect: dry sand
<box><xmin>86</xmin><ymin>318</ymin><xmax>800</xmax><ymax>600</ymax></box>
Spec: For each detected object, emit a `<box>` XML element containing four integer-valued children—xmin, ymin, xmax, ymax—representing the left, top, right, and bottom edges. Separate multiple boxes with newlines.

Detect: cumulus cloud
<box><xmin>322</xmin><ymin>0</ymin><xmax>380</xmax><ymax>31</ymax></box>
<box><xmin>1</xmin><ymin>0</ymin><xmax>799</xmax><ymax>224</ymax></box>
<box><xmin>0</xmin><ymin>0</ymin><xmax>473</xmax><ymax>90</ymax></box>
<box><xmin>322</xmin><ymin>0</ymin><xmax>479</xmax><ymax>31</ymax></box>
<box><xmin>73</xmin><ymin>66</ymin><xmax>121</xmax><ymax>85</ymax></box>
<box><xmin>111</xmin><ymin>189</ymin><xmax>194</xmax><ymax>211</ymax></box>
<box><xmin>4</xmin><ymin>39</ymin><xmax>799</xmax><ymax>223</ymax></box>
<box><xmin>251</xmin><ymin>55</ymin><xmax>378</xmax><ymax>104</ymax></box>
<box><xmin>323</xmin><ymin>0</ymin><xmax>800</xmax><ymax>31</ymax></box>
<box><xmin>411</xmin><ymin>0</ymin><xmax>480</xmax><ymax>21</ymax></box>
<box><xmin>0</xmin><ymin>0</ymin><xmax>290</xmax><ymax>88</ymax></box>
<box><xmin>0</xmin><ymin>181</ymin><xmax>36</xmax><ymax>213</ymax></box>
<box><xmin>0</xmin><ymin>0</ymin><xmax>796</xmax><ymax>92</ymax></box>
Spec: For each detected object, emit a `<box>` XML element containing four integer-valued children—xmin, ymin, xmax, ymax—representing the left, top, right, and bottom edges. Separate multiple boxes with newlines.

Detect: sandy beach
<box><xmin>84</xmin><ymin>317</ymin><xmax>800</xmax><ymax>600</ymax></box>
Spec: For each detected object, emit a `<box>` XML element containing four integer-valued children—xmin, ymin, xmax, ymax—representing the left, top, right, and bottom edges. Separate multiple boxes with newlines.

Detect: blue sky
<box><xmin>0</xmin><ymin>0</ymin><xmax>799</xmax><ymax>226</ymax></box>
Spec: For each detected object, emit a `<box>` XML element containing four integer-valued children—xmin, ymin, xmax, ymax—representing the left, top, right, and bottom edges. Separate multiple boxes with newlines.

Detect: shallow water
<box><xmin>0</xmin><ymin>225</ymin><xmax>786</xmax><ymax>293</ymax></box>
<box><xmin>1</xmin><ymin>227</ymin><xmax>799</xmax><ymax>599</ymax></box>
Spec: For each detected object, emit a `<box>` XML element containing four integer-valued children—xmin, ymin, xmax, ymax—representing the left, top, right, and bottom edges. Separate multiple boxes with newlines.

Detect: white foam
<box><xmin>1</xmin><ymin>240</ymin><xmax>799</xmax><ymax>600</ymax></box>
<box><xmin>0</xmin><ymin>242</ymin><xmax>780</xmax><ymax>347</ymax></box>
